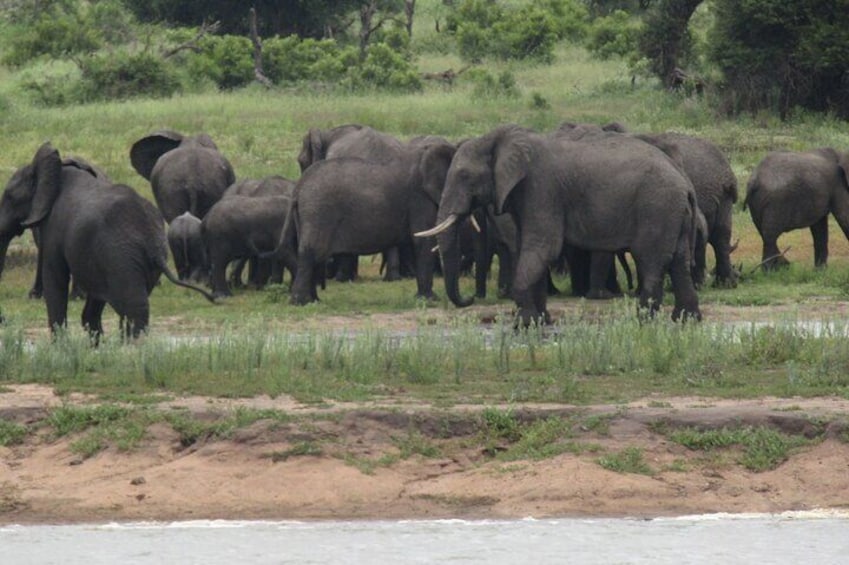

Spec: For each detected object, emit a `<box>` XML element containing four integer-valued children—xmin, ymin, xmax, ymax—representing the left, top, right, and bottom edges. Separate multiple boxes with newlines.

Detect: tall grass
<box><xmin>3</xmin><ymin>306</ymin><xmax>849</xmax><ymax>404</ymax></box>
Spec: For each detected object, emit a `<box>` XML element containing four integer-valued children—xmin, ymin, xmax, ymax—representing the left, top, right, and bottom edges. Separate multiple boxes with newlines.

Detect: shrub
<box><xmin>4</xmin><ymin>12</ymin><xmax>101</xmax><ymax>66</ymax></box>
<box><xmin>344</xmin><ymin>43</ymin><xmax>422</xmax><ymax>92</ymax></box>
<box><xmin>16</xmin><ymin>60</ymin><xmax>82</xmax><ymax>106</ymax></box>
<box><xmin>586</xmin><ymin>10</ymin><xmax>643</xmax><ymax>60</ymax></box>
<box><xmin>186</xmin><ymin>34</ymin><xmax>255</xmax><ymax>90</ymax></box>
<box><xmin>76</xmin><ymin>51</ymin><xmax>180</xmax><ymax>102</ymax></box>
<box><xmin>262</xmin><ymin>36</ymin><xmax>356</xmax><ymax>84</ymax></box>
<box><xmin>467</xmin><ymin>69</ymin><xmax>520</xmax><ymax>99</ymax></box>
<box><xmin>448</xmin><ymin>0</ymin><xmax>587</xmax><ymax>63</ymax></box>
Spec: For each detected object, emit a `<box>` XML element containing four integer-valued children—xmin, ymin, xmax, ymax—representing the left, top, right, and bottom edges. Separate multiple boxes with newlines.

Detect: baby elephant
<box><xmin>202</xmin><ymin>194</ymin><xmax>296</xmax><ymax>298</ymax></box>
<box><xmin>745</xmin><ymin>148</ymin><xmax>849</xmax><ymax>269</ymax></box>
<box><xmin>168</xmin><ymin>212</ymin><xmax>209</xmax><ymax>283</ymax></box>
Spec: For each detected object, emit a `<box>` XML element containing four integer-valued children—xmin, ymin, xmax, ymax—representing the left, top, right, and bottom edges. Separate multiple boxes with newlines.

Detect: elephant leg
<box><xmin>496</xmin><ymin>247</ymin><xmax>513</xmax><ymax>299</ymax></box>
<box><xmin>474</xmin><ymin>230</ymin><xmax>490</xmax><ymax>299</ymax></box>
<box><xmin>810</xmin><ymin>216</ymin><xmax>829</xmax><ymax>268</ymax></box>
<box><xmin>669</xmin><ymin>235</ymin><xmax>702</xmax><ymax>322</ymax></box>
<box><xmin>42</xmin><ymin>261</ymin><xmax>70</xmax><ymax>335</ymax></box>
<box><xmin>383</xmin><ymin>248</ymin><xmax>401</xmax><ymax>282</ymax></box>
<box><xmin>531</xmin><ymin>275</ymin><xmax>551</xmax><ymax>325</ymax></box>
<box><xmin>692</xmin><ymin>231</ymin><xmax>707</xmax><ymax>289</ymax></box>
<box><xmin>252</xmin><ymin>258</ymin><xmax>272</xmax><ymax>288</ymax></box>
<box><xmin>513</xmin><ymin>251</ymin><xmax>552</xmax><ymax>327</ymax></box>
<box><xmin>710</xmin><ymin>212</ymin><xmax>737</xmax><ymax>287</ymax></box>
<box><xmin>291</xmin><ymin>248</ymin><xmax>318</xmax><ymax>305</ymax></box>
<box><xmin>229</xmin><ymin>258</ymin><xmax>247</xmax><ymax>289</ymax></box>
<box><xmin>563</xmin><ymin>247</ymin><xmax>590</xmax><ymax>297</ymax></box>
<box><xmin>587</xmin><ymin>252</ymin><xmax>620</xmax><ymax>300</ymax></box>
<box><xmin>760</xmin><ymin>225</ymin><xmax>789</xmax><ymax>270</ymax></box>
<box><xmin>210</xmin><ymin>250</ymin><xmax>232</xmax><ymax>298</ymax></box>
<box><xmin>633</xmin><ymin>253</ymin><xmax>663</xmax><ymax>320</ymax></box>
<box><xmin>413</xmin><ymin>240</ymin><xmax>437</xmax><ymax>300</ymax></box>
<box><xmin>81</xmin><ymin>297</ymin><xmax>107</xmax><ymax>345</ymax></box>
<box><xmin>333</xmin><ymin>254</ymin><xmax>358</xmax><ymax>282</ymax></box>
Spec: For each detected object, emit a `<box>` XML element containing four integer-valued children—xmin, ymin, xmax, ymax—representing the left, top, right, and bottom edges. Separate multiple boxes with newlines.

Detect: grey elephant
<box><xmin>745</xmin><ymin>148</ymin><xmax>849</xmax><ymax>268</ymax></box>
<box><xmin>555</xmin><ymin>122</ymin><xmax>737</xmax><ymax>292</ymax></box>
<box><xmin>130</xmin><ymin>130</ymin><xmax>236</xmax><ymax>222</ymax></box>
<box><xmin>0</xmin><ymin>143</ymin><xmax>215</xmax><ymax>340</ymax></box>
<box><xmin>221</xmin><ymin>175</ymin><xmax>297</xmax><ymax>289</ymax></box>
<box><xmin>202</xmin><ymin>188</ymin><xmax>296</xmax><ymax>298</ymax></box>
<box><xmin>168</xmin><ymin>212</ymin><xmax>208</xmax><ymax>283</ymax></box>
<box><xmin>418</xmin><ymin>124</ymin><xmax>701</xmax><ymax>325</ymax></box>
<box><xmin>296</xmin><ymin>124</ymin><xmax>417</xmax><ymax>282</ymax></box>
<box><xmin>634</xmin><ymin>131</ymin><xmax>738</xmax><ymax>287</ymax></box>
<box><xmin>284</xmin><ymin>135</ymin><xmax>456</xmax><ymax>304</ymax></box>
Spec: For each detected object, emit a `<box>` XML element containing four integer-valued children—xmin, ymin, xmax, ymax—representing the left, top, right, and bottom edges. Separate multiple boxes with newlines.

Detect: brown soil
<box><xmin>3</xmin><ymin>383</ymin><xmax>849</xmax><ymax>525</ymax></box>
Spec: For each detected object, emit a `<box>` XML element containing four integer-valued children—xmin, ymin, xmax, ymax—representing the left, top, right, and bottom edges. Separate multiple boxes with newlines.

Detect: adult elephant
<box><xmin>130</xmin><ymin>130</ymin><xmax>236</xmax><ymax>222</ymax></box>
<box><xmin>556</xmin><ymin>122</ymin><xmax>737</xmax><ymax>291</ymax></box>
<box><xmin>744</xmin><ymin>148</ymin><xmax>849</xmax><ymax>269</ymax></box>
<box><xmin>0</xmin><ymin>143</ymin><xmax>214</xmax><ymax>340</ymax></box>
<box><xmin>418</xmin><ymin>125</ymin><xmax>701</xmax><ymax>325</ymax></box>
<box><xmin>634</xmin><ymin>131</ymin><xmax>738</xmax><ymax>287</ymax></box>
<box><xmin>203</xmin><ymin>188</ymin><xmax>296</xmax><ymax>298</ymax></box>
<box><xmin>296</xmin><ymin>124</ymin><xmax>416</xmax><ymax>282</ymax></box>
<box><xmin>285</xmin><ymin>136</ymin><xmax>456</xmax><ymax>304</ymax></box>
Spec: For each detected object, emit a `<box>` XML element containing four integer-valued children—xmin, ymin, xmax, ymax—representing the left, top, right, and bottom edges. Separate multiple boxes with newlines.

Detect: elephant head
<box><xmin>0</xmin><ymin>142</ymin><xmax>62</xmax><ymax>279</ymax></box>
<box><xmin>417</xmin><ymin>125</ymin><xmax>532</xmax><ymax>307</ymax></box>
<box><xmin>296</xmin><ymin>124</ymin><xmax>365</xmax><ymax>173</ymax></box>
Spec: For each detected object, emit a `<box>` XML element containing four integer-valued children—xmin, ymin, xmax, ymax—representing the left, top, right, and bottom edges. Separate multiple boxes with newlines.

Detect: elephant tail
<box><xmin>156</xmin><ymin>256</ymin><xmax>217</xmax><ymax>303</ymax></box>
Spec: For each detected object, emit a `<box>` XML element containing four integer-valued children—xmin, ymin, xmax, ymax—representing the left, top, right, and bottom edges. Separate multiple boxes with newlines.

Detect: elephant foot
<box><xmin>762</xmin><ymin>255</ymin><xmax>790</xmax><ymax>271</ymax></box>
<box><xmin>415</xmin><ymin>291</ymin><xmax>439</xmax><ymax>302</ymax></box>
<box><xmin>28</xmin><ymin>287</ymin><xmax>43</xmax><ymax>300</ymax></box>
<box><xmin>515</xmin><ymin>307</ymin><xmax>551</xmax><ymax>328</ymax></box>
<box><xmin>672</xmin><ymin>305</ymin><xmax>702</xmax><ymax>323</ymax></box>
<box><xmin>497</xmin><ymin>287</ymin><xmax>512</xmax><ymax>299</ymax></box>
<box><xmin>586</xmin><ymin>288</ymin><xmax>621</xmax><ymax>300</ymax></box>
<box><xmin>712</xmin><ymin>275</ymin><xmax>738</xmax><ymax>289</ymax></box>
<box><xmin>212</xmin><ymin>290</ymin><xmax>232</xmax><ymax>300</ymax></box>
<box><xmin>290</xmin><ymin>293</ymin><xmax>316</xmax><ymax>306</ymax></box>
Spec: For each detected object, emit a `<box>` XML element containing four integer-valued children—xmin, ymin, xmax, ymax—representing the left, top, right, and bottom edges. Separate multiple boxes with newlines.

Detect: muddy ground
<box><xmin>2</xmin><ymin>382</ymin><xmax>849</xmax><ymax>525</ymax></box>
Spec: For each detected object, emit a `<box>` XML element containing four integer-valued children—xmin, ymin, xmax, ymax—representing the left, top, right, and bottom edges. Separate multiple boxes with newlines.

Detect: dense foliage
<box><xmin>709</xmin><ymin>0</ymin><xmax>849</xmax><ymax>118</ymax></box>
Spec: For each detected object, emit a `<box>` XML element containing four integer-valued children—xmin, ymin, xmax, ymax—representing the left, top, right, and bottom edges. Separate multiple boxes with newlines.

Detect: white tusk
<box><xmin>414</xmin><ymin>214</ymin><xmax>458</xmax><ymax>238</ymax></box>
<box><xmin>470</xmin><ymin>215</ymin><xmax>481</xmax><ymax>233</ymax></box>
<box><xmin>431</xmin><ymin>245</ymin><xmax>439</xmax><ymax>253</ymax></box>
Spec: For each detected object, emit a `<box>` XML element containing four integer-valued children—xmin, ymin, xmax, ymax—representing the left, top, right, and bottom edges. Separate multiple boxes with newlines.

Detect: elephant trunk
<box><xmin>437</xmin><ymin>221</ymin><xmax>474</xmax><ymax>308</ymax></box>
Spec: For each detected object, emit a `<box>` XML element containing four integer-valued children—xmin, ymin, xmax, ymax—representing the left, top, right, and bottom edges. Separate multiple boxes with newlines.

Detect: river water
<box><xmin>2</xmin><ymin>511</ymin><xmax>848</xmax><ymax>564</ymax></box>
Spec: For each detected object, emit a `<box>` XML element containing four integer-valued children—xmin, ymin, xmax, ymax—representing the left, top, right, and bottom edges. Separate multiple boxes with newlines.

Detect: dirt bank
<box><xmin>2</xmin><ymin>385</ymin><xmax>849</xmax><ymax>524</ymax></box>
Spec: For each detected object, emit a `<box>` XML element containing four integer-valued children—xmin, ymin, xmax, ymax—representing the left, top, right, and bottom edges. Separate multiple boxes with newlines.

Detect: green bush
<box><xmin>262</xmin><ymin>36</ymin><xmax>356</xmax><ymax>84</ymax></box>
<box><xmin>586</xmin><ymin>10</ymin><xmax>643</xmax><ymax>60</ymax></box>
<box><xmin>344</xmin><ymin>43</ymin><xmax>422</xmax><ymax>92</ymax></box>
<box><xmin>467</xmin><ymin>69</ymin><xmax>520</xmax><ymax>99</ymax></box>
<box><xmin>16</xmin><ymin>60</ymin><xmax>82</xmax><ymax>106</ymax></box>
<box><xmin>448</xmin><ymin>0</ymin><xmax>587</xmax><ymax>63</ymax></box>
<box><xmin>4</xmin><ymin>12</ymin><xmax>101</xmax><ymax>66</ymax></box>
<box><xmin>186</xmin><ymin>34</ymin><xmax>255</xmax><ymax>90</ymax></box>
<box><xmin>76</xmin><ymin>51</ymin><xmax>180</xmax><ymax>102</ymax></box>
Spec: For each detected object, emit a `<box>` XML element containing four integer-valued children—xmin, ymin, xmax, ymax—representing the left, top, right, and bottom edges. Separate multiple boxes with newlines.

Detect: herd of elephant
<box><xmin>1</xmin><ymin>120</ymin><xmax>848</xmax><ymax>338</ymax></box>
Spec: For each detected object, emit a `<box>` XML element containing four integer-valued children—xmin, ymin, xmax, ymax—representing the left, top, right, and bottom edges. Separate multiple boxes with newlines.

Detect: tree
<box><xmin>709</xmin><ymin>0</ymin><xmax>849</xmax><ymax>118</ymax></box>
<box><xmin>637</xmin><ymin>0</ymin><xmax>702</xmax><ymax>88</ymax></box>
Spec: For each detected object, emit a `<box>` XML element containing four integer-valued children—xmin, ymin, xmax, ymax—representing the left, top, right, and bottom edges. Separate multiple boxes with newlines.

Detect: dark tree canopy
<box><xmin>121</xmin><ymin>0</ymin><xmax>361</xmax><ymax>38</ymax></box>
<box><xmin>709</xmin><ymin>0</ymin><xmax>849</xmax><ymax>117</ymax></box>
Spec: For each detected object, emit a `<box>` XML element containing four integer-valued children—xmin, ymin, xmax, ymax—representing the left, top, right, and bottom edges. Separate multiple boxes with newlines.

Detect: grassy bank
<box><xmin>2</xmin><ymin>44</ymin><xmax>849</xmax><ymax>406</ymax></box>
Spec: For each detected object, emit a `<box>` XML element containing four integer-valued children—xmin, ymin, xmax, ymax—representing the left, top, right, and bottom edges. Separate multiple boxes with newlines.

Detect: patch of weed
<box><xmin>597</xmin><ymin>447</ymin><xmax>654</xmax><ymax>475</ymax></box>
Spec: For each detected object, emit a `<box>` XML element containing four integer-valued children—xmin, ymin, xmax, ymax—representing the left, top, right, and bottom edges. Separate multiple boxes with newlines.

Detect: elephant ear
<box><xmin>297</xmin><ymin>128</ymin><xmax>324</xmax><ymax>172</ymax></box>
<box><xmin>419</xmin><ymin>141</ymin><xmax>456</xmax><ymax>205</ymax></box>
<box><xmin>22</xmin><ymin>142</ymin><xmax>62</xmax><ymax>228</ymax></box>
<box><xmin>130</xmin><ymin>130</ymin><xmax>184</xmax><ymax>180</ymax></box>
<box><xmin>493</xmin><ymin>132</ymin><xmax>530</xmax><ymax>215</ymax></box>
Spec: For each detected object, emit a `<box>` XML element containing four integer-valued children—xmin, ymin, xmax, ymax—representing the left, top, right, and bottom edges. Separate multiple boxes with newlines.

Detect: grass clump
<box><xmin>0</xmin><ymin>420</ymin><xmax>29</xmax><ymax>446</ymax></box>
<box><xmin>664</xmin><ymin>425</ymin><xmax>814</xmax><ymax>472</ymax></box>
<box><xmin>597</xmin><ymin>447</ymin><xmax>654</xmax><ymax>475</ymax></box>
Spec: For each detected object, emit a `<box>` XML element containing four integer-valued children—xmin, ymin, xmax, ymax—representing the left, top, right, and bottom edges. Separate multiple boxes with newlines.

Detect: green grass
<box><xmin>0</xmin><ymin>420</ymin><xmax>28</xmax><ymax>446</ymax></box>
<box><xmin>662</xmin><ymin>425</ymin><xmax>815</xmax><ymax>472</ymax></box>
<box><xmin>597</xmin><ymin>447</ymin><xmax>654</xmax><ymax>475</ymax></box>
